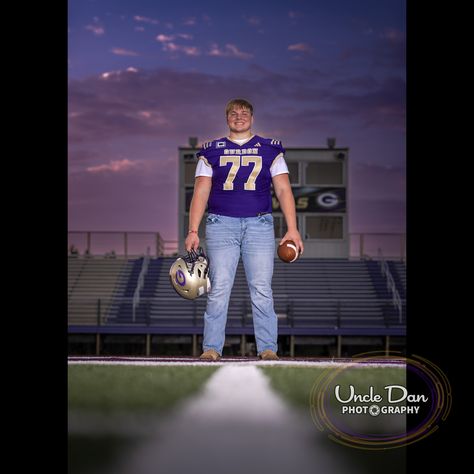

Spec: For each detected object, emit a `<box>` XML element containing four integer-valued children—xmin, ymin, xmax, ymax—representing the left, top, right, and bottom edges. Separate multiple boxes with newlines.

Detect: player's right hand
<box><xmin>185</xmin><ymin>233</ymin><xmax>200</xmax><ymax>252</ymax></box>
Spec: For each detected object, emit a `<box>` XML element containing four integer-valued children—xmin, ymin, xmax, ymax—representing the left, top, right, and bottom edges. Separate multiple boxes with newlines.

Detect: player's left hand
<box><xmin>279</xmin><ymin>230</ymin><xmax>304</xmax><ymax>255</ymax></box>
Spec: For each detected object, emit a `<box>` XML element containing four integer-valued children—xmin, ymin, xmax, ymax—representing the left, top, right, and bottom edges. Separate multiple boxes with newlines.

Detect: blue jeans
<box><xmin>203</xmin><ymin>212</ymin><xmax>278</xmax><ymax>356</ymax></box>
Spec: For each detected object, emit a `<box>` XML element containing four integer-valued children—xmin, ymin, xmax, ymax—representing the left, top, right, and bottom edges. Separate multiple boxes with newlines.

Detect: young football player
<box><xmin>186</xmin><ymin>98</ymin><xmax>304</xmax><ymax>360</ymax></box>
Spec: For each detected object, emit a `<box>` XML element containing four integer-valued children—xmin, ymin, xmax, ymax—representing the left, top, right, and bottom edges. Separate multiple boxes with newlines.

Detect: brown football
<box><xmin>277</xmin><ymin>239</ymin><xmax>299</xmax><ymax>263</ymax></box>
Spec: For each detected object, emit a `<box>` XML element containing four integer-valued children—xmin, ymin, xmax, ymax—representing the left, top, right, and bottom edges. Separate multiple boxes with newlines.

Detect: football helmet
<box><xmin>169</xmin><ymin>247</ymin><xmax>211</xmax><ymax>300</ymax></box>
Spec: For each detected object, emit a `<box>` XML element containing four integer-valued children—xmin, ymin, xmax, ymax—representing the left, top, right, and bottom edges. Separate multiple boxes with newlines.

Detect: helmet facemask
<box><xmin>169</xmin><ymin>247</ymin><xmax>211</xmax><ymax>300</ymax></box>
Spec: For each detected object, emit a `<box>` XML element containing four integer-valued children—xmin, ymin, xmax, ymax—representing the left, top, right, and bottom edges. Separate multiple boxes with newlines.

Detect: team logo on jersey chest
<box><xmin>216</xmin><ymin>141</ymin><xmax>226</xmax><ymax>148</ymax></box>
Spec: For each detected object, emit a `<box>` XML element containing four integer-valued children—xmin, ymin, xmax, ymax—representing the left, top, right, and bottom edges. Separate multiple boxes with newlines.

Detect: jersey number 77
<box><xmin>220</xmin><ymin>155</ymin><xmax>262</xmax><ymax>191</ymax></box>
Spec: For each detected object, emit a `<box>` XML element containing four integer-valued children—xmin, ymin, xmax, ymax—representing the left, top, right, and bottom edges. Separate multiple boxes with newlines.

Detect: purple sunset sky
<box><xmin>68</xmin><ymin>0</ymin><xmax>406</xmax><ymax>243</ymax></box>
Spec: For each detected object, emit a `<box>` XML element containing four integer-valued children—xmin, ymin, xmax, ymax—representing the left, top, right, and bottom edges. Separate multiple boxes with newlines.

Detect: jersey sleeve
<box><xmin>195</xmin><ymin>157</ymin><xmax>213</xmax><ymax>177</ymax></box>
<box><xmin>270</xmin><ymin>155</ymin><xmax>289</xmax><ymax>177</ymax></box>
<box><xmin>267</xmin><ymin>139</ymin><xmax>288</xmax><ymax>177</ymax></box>
<box><xmin>195</xmin><ymin>141</ymin><xmax>214</xmax><ymax>158</ymax></box>
<box><xmin>268</xmin><ymin>139</ymin><xmax>285</xmax><ymax>155</ymax></box>
<box><xmin>195</xmin><ymin>142</ymin><xmax>214</xmax><ymax>177</ymax></box>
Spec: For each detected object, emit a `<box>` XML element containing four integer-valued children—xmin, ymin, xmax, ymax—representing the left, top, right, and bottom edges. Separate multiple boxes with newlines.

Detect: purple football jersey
<box><xmin>196</xmin><ymin>135</ymin><xmax>285</xmax><ymax>217</ymax></box>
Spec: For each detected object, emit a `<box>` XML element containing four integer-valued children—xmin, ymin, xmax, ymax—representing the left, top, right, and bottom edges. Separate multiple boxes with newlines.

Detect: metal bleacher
<box><xmin>68</xmin><ymin>256</ymin><xmax>406</xmax><ymax>337</ymax></box>
<box><xmin>68</xmin><ymin>256</ymin><xmax>131</xmax><ymax>324</ymax></box>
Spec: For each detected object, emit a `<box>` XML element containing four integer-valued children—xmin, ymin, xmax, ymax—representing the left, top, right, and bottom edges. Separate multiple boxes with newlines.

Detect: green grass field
<box><xmin>68</xmin><ymin>363</ymin><xmax>407</xmax><ymax>474</ymax></box>
<box><xmin>261</xmin><ymin>365</ymin><xmax>407</xmax><ymax>436</ymax></box>
<box><xmin>68</xmin><ymin>365</ymin><xmax>220</xmax><ymax>474</ymax></box>
<box><xmin>260</xmin><ymin>365</ymin><xmax>406</xmax><ymax>410</ymax></box>
<box><xmin>68</xmin><ymin>364</ymin><xmax>219</xmax><ymax>413</ymax></box>
<box><xmin>260</xmin><ymin>365</ymin><xmax>407</xmax><ymax>474</ymax></box>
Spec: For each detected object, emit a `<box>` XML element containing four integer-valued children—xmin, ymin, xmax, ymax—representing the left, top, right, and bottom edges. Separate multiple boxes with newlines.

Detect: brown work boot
<box><xmin>259</xmin><ymin>349</ymin><xmax>279</xmax><ymax>360</ymax></box>
<box><xmin>199</xmin><ymin>349</ymin><xmax>221</xmax><ymax>361</ymax></box>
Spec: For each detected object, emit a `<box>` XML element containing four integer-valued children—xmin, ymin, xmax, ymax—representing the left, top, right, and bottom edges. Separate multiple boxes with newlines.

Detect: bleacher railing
<box><xmin>68</xmin><ymin>296</ymin><xmax>406</xmax><ymax>327</ymax></box>
<box><xmin>68</xmin><ymin>231</ymin><xmax>405</xmax><ymax>260</ymax></box>
<box><xmin>378</xmin><ymin>249</ymin><xmax>403</xmax><ymax>323</ymax></box>
<box><xmin>132</xmin><ymin>249</ymin><xmax>150</xmax><ymax>322</ymax></box>
<box><xmin>350</xmin><ymin>233</ymin><xmax>405</xmax><ymax>261</ymax></box>
<box><xmin>68</xmin><ymin>231</ymin><xmax>171</xmax><ymax>258</ymax></box>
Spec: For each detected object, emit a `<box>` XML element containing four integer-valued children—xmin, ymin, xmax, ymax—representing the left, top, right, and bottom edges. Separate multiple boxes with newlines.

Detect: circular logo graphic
<box><xmin>368</xmin><ymin>405</ymin><xmax>380</xmax><ymax>417</ymax></box>
<box><xmin>309</xmin><ymin>352</ymin><xmax>452</xmax><ymax>450</ymax></box>
<box><xmin>175</xmin><ymin>269</ymin><xmax>186</xmax><ymax>287</ymax></box>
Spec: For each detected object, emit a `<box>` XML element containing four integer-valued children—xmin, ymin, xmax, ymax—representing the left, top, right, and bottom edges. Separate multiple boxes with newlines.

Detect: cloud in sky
<box><xmin>134</xmin><ymin>15</ymin><xmax>159</xmax><ymax>25</ymax></box>
<box><xmin>155</xmin><ymin>35</ymin><xmax>253</xmax><ymax>60</ymax></box>
<box><xmin>68</xmin><ymin>65</ymin><xmax>405</xmax><ymax>176</ymax></box>
<box><xmin>288</xmin><ymin>43</ymin><xmax>314</xmax><ymax>53</ymax></box>
<box><xmin>99</xmin><ymin>67</ymin><xmax>138</xmax><ymax>80</ymax></box>
<box><xmin>86</xmin><ymin>159</ymin><xmax>143</xmax><ymax>174</ymax></box>
<box><xmin>156</xmin><ymin>33</ymin><xmax>193</xmax><ymax>42</ymax></box>
<box><xmin>68</xmin><ymin>65</ymin><xmax>404</xmax><ymax>146</ymax></box>
<box><xmin>183</xmin><ymin>17</ymin><xmax>196</xmax><ymax>26</ymax></box>
<box><xmin>85</xmin><ymin>24</ymin><xmax>105</xmax><ymax>36</ymax></box>
<box><xmin>162</xmin><ymin>43</ymin><xmax>201</xmax><ymax>56</ymax></box>
<box><xmin>156</xmin><ymin>33</ymin><xmax>200</xmax><ymax>56</ymax></box>
<box><xmin>111</xmin><ymin>48</ymin><xmax>140</xmax><ymax>56</ymax></box>
<box><xmin>69</xmin><ymin>159</ymin><xmax>178</xmax><ymax>236</ymax></box>
<box><xmin>156</xmin><ymin>34</ymin><xmax>173</xmax><ymax>42</ymax></box>
<box><xmin>208</xmin><ymin>43</ymin><xmax>253</xmax><ymax>59</ymax></box>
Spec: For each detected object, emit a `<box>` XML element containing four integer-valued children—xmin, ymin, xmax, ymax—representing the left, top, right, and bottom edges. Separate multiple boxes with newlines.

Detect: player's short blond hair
<box><xmin>225</xmin><ymin>99</ymin><xmax>253</xmax><ymax>116</ymax></box>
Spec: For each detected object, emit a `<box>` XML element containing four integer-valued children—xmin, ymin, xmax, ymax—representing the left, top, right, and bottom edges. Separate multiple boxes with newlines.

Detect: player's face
<box><xmin>226</xmin><ymin>106</ymin><xmax>253</xmax><ymax>134</ymax></box>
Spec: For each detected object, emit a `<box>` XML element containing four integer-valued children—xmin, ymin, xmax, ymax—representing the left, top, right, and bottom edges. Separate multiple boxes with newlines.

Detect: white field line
<box><xmin>111</xmin><ymin>365</ymin><xmax>353</xmax><ymax>474</ymax></box>
<box><xmin>68</xmin><ymin>357</ymin><xmax>405</xmax><ymax>369</ymax></box>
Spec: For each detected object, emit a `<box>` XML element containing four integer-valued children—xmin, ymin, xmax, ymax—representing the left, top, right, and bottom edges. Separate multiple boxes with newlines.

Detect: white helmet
<box><xmin>169</xmin><ymin>247</ymin><xmax>211</xmax><ymax>300</ymax></box>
